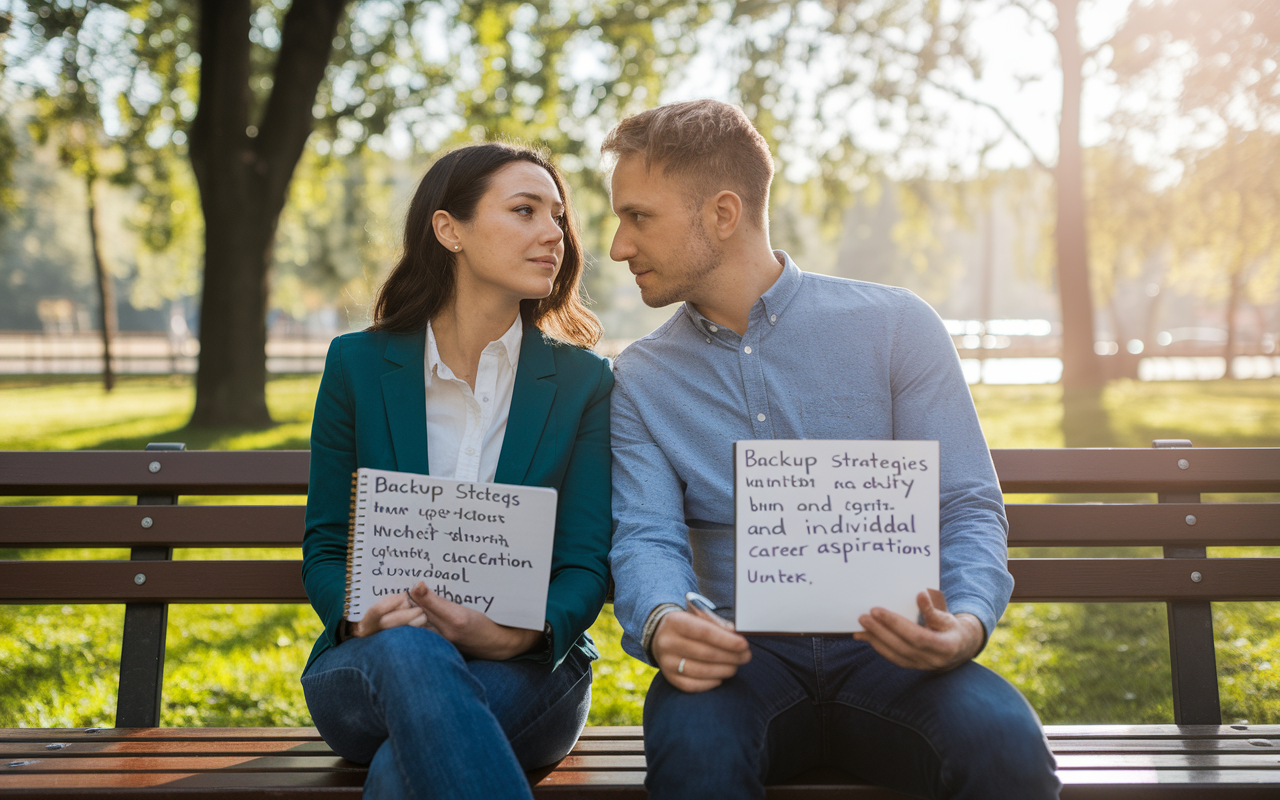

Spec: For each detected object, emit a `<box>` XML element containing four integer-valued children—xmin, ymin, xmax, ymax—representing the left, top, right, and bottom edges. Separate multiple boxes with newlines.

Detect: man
<box><xmin>604</xmin><ymin>99</ymin><xmax>1060</xmax><ymax>799</ymax></box>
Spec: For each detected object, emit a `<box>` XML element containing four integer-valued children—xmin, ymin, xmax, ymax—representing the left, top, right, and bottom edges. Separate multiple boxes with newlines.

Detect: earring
<box><xmin>454</xmin><ymin>245</ymin><xmax>460</xmax><ymax>251</ymax></box>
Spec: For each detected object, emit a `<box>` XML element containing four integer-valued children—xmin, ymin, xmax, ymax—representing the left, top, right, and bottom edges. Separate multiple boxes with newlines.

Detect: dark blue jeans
<box><xmin>644</xmin><ymin>636</ymin><xmax>1060</xmax><ymax>799</ymax></box>
<box><xmin>302</xmin><ymin>626</ymin><xmax>593</xmax><ymax>800</ymax></box>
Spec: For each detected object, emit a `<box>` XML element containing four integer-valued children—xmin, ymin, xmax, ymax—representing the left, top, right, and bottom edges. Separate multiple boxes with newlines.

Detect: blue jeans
<box><xmin>644</xmin><ymin>636</ymin><xmax>1059</xmax><ymax>799</ymax></box>
<box><xmin>302</xmin><ymin>626</ymin><xmax>593</xmax><ymax>800</ymax></box>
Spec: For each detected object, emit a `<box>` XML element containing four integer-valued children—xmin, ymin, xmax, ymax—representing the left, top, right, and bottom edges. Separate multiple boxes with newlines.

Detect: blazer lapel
<box><xmin>381</xmin><ymin>331</ymin><xmax>431</xmax><ymax>475</ymax></box>
<box><xmin>495</xmin><ymin>326</ymin><xmax>557</xmax><ymax>485</ymax></box>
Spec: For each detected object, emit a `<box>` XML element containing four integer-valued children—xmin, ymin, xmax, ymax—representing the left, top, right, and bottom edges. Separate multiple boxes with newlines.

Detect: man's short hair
<box><xmin>601</xmin><ymin>99</ymin><xmax>774</xmax><ymax>228</ymax></box>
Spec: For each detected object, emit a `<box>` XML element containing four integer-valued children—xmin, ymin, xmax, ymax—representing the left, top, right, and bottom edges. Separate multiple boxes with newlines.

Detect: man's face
<box><xmin>609</xmin><ymin>154</ymin><xmax>721</xmax><ymax>308</ymax></box>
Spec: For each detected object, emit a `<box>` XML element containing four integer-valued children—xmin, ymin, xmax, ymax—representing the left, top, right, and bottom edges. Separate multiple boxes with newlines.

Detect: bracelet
<box><xmin>641</xmin><ymin>603</ymin><xmax>682</xmax><ymax>664</ymax></box>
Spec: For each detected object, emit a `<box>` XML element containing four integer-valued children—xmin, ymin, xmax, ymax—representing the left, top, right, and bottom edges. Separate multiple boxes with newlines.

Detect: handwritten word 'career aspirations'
<box><xmin>372</xmin><ymin>476</ymin><xmax>522</xmax><ymax>509</ymax></box>
<box><xmin>741</xmin><ymin>449</ymin><xmax>929</xmax><ymax>496</ymax></box>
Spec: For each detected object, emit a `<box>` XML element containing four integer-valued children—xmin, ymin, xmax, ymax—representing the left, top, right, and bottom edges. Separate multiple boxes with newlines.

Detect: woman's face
<box><xmin>441</xmin><ymin>161</ymin><xmax>567</xmax><ymax>305</ymax></box>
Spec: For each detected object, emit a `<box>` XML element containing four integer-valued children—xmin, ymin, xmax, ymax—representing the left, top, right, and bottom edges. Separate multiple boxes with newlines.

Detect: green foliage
<box><xmin>980</xmin><ymin>602</ymin><xmax>1175</xmax><ymax>724</ymax></box>
<box><xmin>586</xmin><ymin>608</ymin><xmax>657</xmax><ymax>726</ymax></box>
<box><xmin>2</xmin><ymin>376</ymin><xmax>1278</xmax><ymax>729</ymax></box>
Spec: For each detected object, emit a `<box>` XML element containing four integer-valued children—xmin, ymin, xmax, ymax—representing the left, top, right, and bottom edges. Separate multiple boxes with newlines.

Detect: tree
<box><xmin>20</xmin><ymin>8</ymin><xmax>140</xmax><ymax>391</ymax></box>
<box><xmin>1110</xmin><ymin>0</ymin><xmax>1280</xmax><ymax>372</ymax></box>
<box><xmin>9</xmin><ymin>0</ymin><xmax>711</xmax><ymax>426</ymax></box>
<box><xmin>1168</xmin><ymin>132</ymin><xmax>1280</xmax><ymax>374</ymax></box>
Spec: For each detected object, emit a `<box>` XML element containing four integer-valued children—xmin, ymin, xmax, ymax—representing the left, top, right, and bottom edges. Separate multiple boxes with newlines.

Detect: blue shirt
<box><xmin>609</xmin><ymin>252</ymin><xmax>1012</xmax><ymax>663</ymax></box>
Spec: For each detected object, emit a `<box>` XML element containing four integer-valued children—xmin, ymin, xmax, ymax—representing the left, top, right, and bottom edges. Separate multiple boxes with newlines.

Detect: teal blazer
<box><xmin>302</xmin><ymin>325</ymin><xmax>613</xmax><ymax>674</ymax></box>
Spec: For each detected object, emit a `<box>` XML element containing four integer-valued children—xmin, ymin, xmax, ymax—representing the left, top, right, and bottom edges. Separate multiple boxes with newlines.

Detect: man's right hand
<box><xmin>651</xmin><ymin>610</ymin><xmax>752</xmax><ymax>693</ymax></box>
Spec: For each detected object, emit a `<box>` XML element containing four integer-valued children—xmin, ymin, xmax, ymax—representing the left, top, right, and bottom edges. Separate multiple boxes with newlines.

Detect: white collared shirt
<box><xmin>424</xmin><ymin>315</ymin><xmax>522</xmax><ymax>482</ymax></box>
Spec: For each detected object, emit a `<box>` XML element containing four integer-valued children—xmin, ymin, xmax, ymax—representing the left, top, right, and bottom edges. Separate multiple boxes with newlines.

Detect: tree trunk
<box><xmin>1053</xmin><ymin>0</ymin><xmax>1109</xmax><ymax>446</ymax></box>
<box><xmin>187</xmin><ymin>0</ymin><xmax>347</xmax><ymax>427</ymax></box>
<box><xmin>1053</xmin><ymin>0</ymin><xmax>1101</xmax><ymax>391</ymax></box>
<box><xmin>1224</xmin><ymin>267</ymin><xmax>1244</xmax><ymax>379</ymax></box>
<box><xmin>979</xmin><ymin>188</ymin><xmax>995</xmax><ymax>384</ymax></box>
<box><xmin>86</xmin><ymin>176</ymin><xmax>116</xmax><ymax>393</ymax></box>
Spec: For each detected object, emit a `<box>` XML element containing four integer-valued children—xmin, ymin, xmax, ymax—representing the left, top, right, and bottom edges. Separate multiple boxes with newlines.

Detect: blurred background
<box><xmin>1</xmin><ymin>0</ymin><xmax>1277</xmax><ymax>730</ymax></box>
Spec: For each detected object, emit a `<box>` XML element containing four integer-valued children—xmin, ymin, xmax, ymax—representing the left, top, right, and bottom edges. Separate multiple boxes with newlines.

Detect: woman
<box><xmin>300</xmin><ymin>142</ymin><xmax>612</xmax><ymax>799</ymax></box>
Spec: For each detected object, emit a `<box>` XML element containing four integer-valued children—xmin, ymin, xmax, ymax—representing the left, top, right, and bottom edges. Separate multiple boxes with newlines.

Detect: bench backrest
<box><xmin>3</xmin><ymin>442</ymin><xmax>1279</xmax><ymax>727</ymax></box>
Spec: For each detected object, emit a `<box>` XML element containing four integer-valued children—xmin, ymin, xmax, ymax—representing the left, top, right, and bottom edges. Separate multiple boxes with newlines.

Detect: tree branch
<box><xmin>1004</xmin><ymin>0</ymin><xmax>1056</xmax><ymax>33</ymax></box>
<box><xmin>922</xmin><ymin>75</ymin><xmax>1054</xmax><ymax>172</ymax></box>
<box><xmin>254</xmin><ymin>0</ymin><xmax>348</xmax><ymax>213</ymax></box>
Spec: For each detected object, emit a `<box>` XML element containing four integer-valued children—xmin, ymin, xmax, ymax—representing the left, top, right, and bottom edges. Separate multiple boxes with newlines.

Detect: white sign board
<box><xmin>733</xmin><ymin>440</ymin><xmax>939</xmax><ymax>634</ymax></box>
<box><xmin>345</xmin><ymin>467</ymin><xmax>557</xmax><ymax>631</ymax></box>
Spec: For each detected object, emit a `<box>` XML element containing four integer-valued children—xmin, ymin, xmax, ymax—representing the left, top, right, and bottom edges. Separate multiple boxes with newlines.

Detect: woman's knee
<box><xmin>354</xmin><ymin>627</ymin><xmax>476</xmax><ymax>696</ymax></box>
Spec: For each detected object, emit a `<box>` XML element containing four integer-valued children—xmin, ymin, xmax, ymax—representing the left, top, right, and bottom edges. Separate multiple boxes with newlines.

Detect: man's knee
<box><xmin>939</xmin><ymin>668</ymin><xmax>1058</xmax><ymax>795</ymax></box>
<box><xmin>643</xmin><ymin>673</ymin><xmax>764</xmax><ymax>773</ymax></box>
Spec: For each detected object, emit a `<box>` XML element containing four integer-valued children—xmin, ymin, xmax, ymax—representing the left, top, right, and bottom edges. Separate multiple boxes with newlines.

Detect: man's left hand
<box><xmin>854</xmin><ymin>589</ymin><xmax>984</xmax><ymax>672</ymax></box>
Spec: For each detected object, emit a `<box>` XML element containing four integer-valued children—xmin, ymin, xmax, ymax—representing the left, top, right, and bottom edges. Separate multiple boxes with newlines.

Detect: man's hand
<box><xmin>651</xmin><ymin>610</ymin><xmax>752</xmax><ymax>693</ymax></box>
<box><xmin>409</xmin><ymin>582</ymin><xmax>542</xmax><ymax>661</ymax></box>
<box><xmin>854</xmin><ymin>589</ymin><xmax>984</xmax><ymax>672</ymax></box>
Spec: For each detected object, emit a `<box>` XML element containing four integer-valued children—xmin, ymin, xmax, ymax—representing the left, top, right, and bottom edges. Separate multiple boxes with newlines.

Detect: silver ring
<box><xmin>677</xmin><ymin>657</ymin><xmax>686</xmax><ymax>675</ymax></box>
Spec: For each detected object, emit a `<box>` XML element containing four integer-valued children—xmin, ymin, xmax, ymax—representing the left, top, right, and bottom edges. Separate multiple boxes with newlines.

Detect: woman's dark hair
<box><xmin>371</xmin><ymin>142</ymin><xmax>601</xmax><ymax>348</ymax></box>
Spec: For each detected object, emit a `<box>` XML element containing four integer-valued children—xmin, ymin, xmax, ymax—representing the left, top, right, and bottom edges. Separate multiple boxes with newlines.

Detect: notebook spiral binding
<box><xmin>343</xmin><ymin>471</ymin><xmax>368</xmax><ymax>618</ymax></box>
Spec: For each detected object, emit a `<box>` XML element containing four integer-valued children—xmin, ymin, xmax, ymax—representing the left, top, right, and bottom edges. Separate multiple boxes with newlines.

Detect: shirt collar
<box><xmin>759</xmin><ymin>250</ymin><xmax>803</xmax><ymax>322</ymax></box>
<box><xmin>425</xmin><ymin>314</ymin><xmax>523</xmax><ymax>383</ymax></box>
<box><xmin>681</xmin><ymin>250</ymin><xmax>803</xmax><ymax>340</ymax></box>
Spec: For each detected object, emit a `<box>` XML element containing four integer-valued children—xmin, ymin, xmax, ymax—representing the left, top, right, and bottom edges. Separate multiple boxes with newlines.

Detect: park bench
<box><xmin>1</xmin><ymin>441</ymin><xmax>1279</xmax><ymax>797</ymax></box>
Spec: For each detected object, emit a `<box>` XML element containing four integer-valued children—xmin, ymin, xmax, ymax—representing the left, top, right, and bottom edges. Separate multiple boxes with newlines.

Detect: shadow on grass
<box><xmin>86</xmin><ymin>423</ymin><xmax>310</xmax><ymax>452</ymax></box>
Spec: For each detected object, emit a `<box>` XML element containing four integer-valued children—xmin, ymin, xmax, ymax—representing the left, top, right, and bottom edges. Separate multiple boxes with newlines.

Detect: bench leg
<box><xmin>114</xmin><ymin>442</ymin><xmax>183</xmax><ymax>729</ymax></box>
<box><xmin>1154</xmin><ymin>439</ymin><xmax>1222</xmax><ymax>726</ymax></box>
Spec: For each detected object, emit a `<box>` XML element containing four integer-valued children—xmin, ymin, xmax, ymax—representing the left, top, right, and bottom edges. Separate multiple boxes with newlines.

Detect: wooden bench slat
<box><xmin>1044</xmin><ymin>725</ymin><xmax>1280</xmax><ymax>739</ymax></box>
<box><xmin>993</xmin><ymin>448</ymin><xmax>1280</xmax><ymax>493</ymax></box>
<box><xmin>7</xmin><ymin>505</ymin><xmax>1279</xmax><ymax>550</ymax></box>
<box><xmin>0</xmin><ymin>728</ymin><xmax>323</xmax><ymax>742</ymax></box>
<box><xmin>6</xmin><ymin>557</ymin><xmax>1277</xmax><ymax>604</ymax></box>
<box><xmin>0</xmin><ymin>506</ymin><xmax>306</xmax><ymax>548</ymax></box>
<box><xmin>0</xmin><ymin>561</ymin><xmax>305</xmax><ymax>603</ymax></box>
<box><xmin>9</xmin><ymin>724</ymin><xmax>1270</xmax><ymax>741</ymax></box>
<box><xmin>5</xmin><ymin>734</ymin><xmax>1275</xmax><ymax>760</ymax></box>
<box><xmin>1009</xmin><ymin>558</ymin><xmax>1280</xmax><ymax>602</ymax></box>
<box><xmin>8</xmin><ymin>502</ymin><xmax>1280</xmax><ymax>550</ymax></box>
<box><xmin>1054</xmin><ymin>754</ymin><xmax>1280</xmax><ymax>769</ymax></box>
<box><xmin>1058</xmin><ymin>769</ymin><xmax>1280</xmax><ymax>787</ymax></box>
<box><xmin>0</xmin><ymin>771</ymin><xmax>366</xmax><ymax>789</ymax></box>
<box><xmin>0</xmin><ymin>451</ymin><xmax>310</xmax><ymax>496</ymax></box>
<box><xmin>1</xmin><ymin>755</ymin><xmax>360</xmax><ymax>773</ymax></box>
<box><xmin>5</xmin><ymin>448</ymin><xmax>1279</xmax><ymax>497</ymax></box>
<box><xmin>576</xmin><ymin>725</ymin><xmax>643</xmax><ymax>738</ymax></box>
<box><xmin>1050</xmin><ymin>739</ymin><xmax>1280</xmax><ymax>754</ymax></box>
<box><xmin>19</xmin><ymin>752</ymin><xmax>1275</xmax><ymax>774</ymax></box>
<box><xmin>1007</xmin><ymin>503</ymin><xmax>1280</xmax><ymax>547</ymax></box>
<box><xmin>0</xmin><ymin>741</ymin><xmax>336</xmax><ymax>758</ymax></box>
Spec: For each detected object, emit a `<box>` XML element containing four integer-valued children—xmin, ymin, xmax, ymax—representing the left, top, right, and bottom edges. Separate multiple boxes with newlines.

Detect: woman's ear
<box><xmin>433</xmin><ymin>209</ymin><xmax>463</xmax><ymax>252</ymax></box>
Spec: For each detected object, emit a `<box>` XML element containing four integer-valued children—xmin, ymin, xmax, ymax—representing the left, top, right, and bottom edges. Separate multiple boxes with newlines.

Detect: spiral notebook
<box><xmin>344</xmin><ymin>467</ymin><xmax>558</xmax><ymax>631</ymax></box>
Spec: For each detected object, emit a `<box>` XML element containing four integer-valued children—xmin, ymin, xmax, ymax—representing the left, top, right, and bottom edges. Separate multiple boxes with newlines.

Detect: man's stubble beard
<box><xmin>639</xmin><ymin>221</ymin><xmax>723</xmax><ymax>309</ymax></box>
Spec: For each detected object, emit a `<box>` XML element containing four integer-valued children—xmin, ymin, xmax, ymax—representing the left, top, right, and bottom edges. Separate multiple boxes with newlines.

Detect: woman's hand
<box><xmin>409</xmin><ymin>581</ymin><xmax>543</xmax><ymax>661</ymax></box>
<box><xmin>350</xmin><ymin>591</ymin><xmax>427</xmax><ymax>638</ymax></box>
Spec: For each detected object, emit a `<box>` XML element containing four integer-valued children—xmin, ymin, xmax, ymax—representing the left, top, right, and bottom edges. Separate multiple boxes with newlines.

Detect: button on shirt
<box><xmin>608</xmin><ymin>251</ymin><xmax>1011</xmax><ymax>664</ymax></box>
<box><xmin>424</xmin><ymin>316</ymin><xmax>522</xmax><ymax>483</ymax></box>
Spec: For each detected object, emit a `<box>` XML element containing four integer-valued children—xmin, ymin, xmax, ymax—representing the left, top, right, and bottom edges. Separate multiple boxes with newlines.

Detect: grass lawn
<box><xmin>2</xmin><ymin>375</ymin><xmax>1278</xmax><ymax>728</ymax></box>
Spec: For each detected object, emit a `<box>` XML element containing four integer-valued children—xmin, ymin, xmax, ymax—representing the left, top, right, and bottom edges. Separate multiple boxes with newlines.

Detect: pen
<box><xmin>685</xmin><ymin>591</ymin><xmax>734</xmax><ymax>630</ymax></box>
